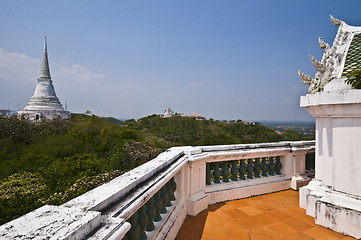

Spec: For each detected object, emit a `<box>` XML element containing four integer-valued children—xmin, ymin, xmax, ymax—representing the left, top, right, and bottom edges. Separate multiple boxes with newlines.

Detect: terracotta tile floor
<box><xmin>176</xmin><ymin>190</ymin><xmax>356</xmax><ymax>240</ymax></box>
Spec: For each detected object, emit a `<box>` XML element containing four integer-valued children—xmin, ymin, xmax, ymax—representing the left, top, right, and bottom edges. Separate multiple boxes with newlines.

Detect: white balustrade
<box><xmin>0</xmin><ymin>141</ymin><xmax>314</xmax><ymax>240</ymax></box>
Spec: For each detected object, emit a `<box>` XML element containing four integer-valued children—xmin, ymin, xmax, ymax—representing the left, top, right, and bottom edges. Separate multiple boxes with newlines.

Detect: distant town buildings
<box><xmin>188</xmin><ymin>113</ymin><xmax>206</xmax><ymax>120</ymax></box>
<box><xmin>18</xmin><ymin>37</ymin><xmax>70</xmax><ymax>121</ymax></box>
<box><xmin>0</xmin><ymin>109</ymin><xmax>16</xmax><ymax>117</ymax></box>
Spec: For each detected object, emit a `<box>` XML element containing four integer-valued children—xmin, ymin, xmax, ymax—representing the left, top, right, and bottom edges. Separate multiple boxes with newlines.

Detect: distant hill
<box><xmin>0</xmin><ymin>113</ymin><xmax>312</xmax><ymax>225</ymax></box>
<box><xmin>259</xmin><ymin>121</ymin><xmax>315</xmax><ymax>138</ymax></box>
<box><xmin>103</xmin><ymin>116</ymin><xmax>124</xmax><ymax>125</ymax></box>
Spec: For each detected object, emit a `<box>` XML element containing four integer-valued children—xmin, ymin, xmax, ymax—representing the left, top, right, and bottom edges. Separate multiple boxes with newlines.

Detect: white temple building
<box><xmin>18</xmin><ymin>37</ymin><xmax>70</xmax><ymax>121</ymax></box>
<box><xmin>163</xmin><ymin>107</ymin><xmax>175</xmax><ymax>118</ymax></box>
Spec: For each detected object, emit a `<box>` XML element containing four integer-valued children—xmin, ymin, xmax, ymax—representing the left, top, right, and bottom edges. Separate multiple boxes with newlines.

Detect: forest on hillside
<box><xmin>0</xmin><ymin>114</ymin><xmax>311</xmax><ymax>224</ymax></box>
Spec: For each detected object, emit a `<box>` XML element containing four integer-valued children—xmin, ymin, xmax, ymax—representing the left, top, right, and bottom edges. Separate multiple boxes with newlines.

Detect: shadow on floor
<box><xmin>176</xmin><ymin>202</ymin><xmax>225</xmax><ymax>239</ymax></box>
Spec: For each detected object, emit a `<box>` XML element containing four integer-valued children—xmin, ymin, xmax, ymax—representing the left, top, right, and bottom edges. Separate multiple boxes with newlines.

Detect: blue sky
<box><xmin>1</xmin><ymin>0</ymin><xmax>361</xmax><ymax>121</ymax></box>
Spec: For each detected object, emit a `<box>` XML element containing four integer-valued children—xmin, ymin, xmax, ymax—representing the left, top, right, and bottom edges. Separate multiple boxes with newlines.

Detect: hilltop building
<box><xmin>162</xmin><ymin>107</ymin><xmax>175</xmax><ymax>118</ymax></box>
<box><xmin>18</xmin><ymin>37</ymin><xmax>70</xmax><ymax>121</ymax></box>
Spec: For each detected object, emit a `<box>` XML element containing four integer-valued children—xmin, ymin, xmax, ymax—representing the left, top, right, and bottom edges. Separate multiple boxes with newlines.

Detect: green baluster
<box><xmin>170</xmin><ymin>177</ymin><xmax>177</xmax><ymax>201</ymax></box>
<box><xmin>275</xmin><ymin>156</ymin><xmax>282</xmax><ymax>175</ymax></box>
<box><xmin>311</xmin><ymin>153</ymin><xmax>315</xmax><ymax>170</ymax></box>
<box><xmin>166</xmin><ymin>182</ymin><xmax>173</xmax><ymax>205</ymax></box>
<box><xmin>231</xmin><ymin>160</ymin><xmax>238</xmax><ymax>181</ymax></box>
<box><xmin>238</xmin><ymin>159</ymin><xmax>246</xmax><ymax>180</ymax></box>
<box><xmin>246</xmin><ymin>159</ymin><xmax>254</xmax><ymax>179</ymax></box>
<box><xmin>254</xmin><ymin>158</ymin><xmax>261</xmax><ymax>178</ymax></box>
<box><xmin>160</xmin><ymin>187</ymin><xmax>170</xmax><ymax>212</ymax></box>
<box><xmin>268</xmin><ymin>157</ymin><xmax>275</xmax><ymax>176</ymax></box>
<box><xmin>206</xmin><ymin>163</ymin><xmax>212</xmax><ymax>185</ymax></box>
<box><xmin>221</xmin><ymin>161</ymin><xmax>230</xmax><ymax>182</ymax></box>
<box><xmin>305</xmin><ymin>153</ymin><xmax>310</xmax><ymax>170</ymax></box>
<box><xmin>213</xmin><ymin>162</ymin><xmax>221</xmax><ymax>183</ymax></box>
<box><xmin>145</xmin><ymin>198</ymin><xmax>156</xmax><ymax>231</ymax></box>
<box><xmin>261</xmin><ymin>157</ymin><xmax>268</xmax><ymax>177</ymax></box>
<box><xmin>306</xmin><ymin>153</ymin><xmax>315</xmax><ymax>171</ymax></box>
<box><xmin>125</xmin><ymin>214</ymin><xmax>140</xmax><ymax>240</ymax></box>
<box><xmin>137</xmin><ymin>205</ymin><xmax>149</xmax><ymax>240</ymax></box>
<box><xmin>153</xmin><ymin>192</ymin><xmax>163</xmax><ymax>222</ymax></box>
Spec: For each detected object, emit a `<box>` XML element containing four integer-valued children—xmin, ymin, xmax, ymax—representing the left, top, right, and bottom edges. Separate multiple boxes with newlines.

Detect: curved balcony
<box><xmin>0</xmin><ymin>141</ymin><xmax>316</xmax><ymax>239</ymax></box>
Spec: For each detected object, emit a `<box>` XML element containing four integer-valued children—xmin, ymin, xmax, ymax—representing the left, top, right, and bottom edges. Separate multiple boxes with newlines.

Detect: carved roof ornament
<box><xmin>297</xmin><ymin>70</ymin><xmax>319</xmax><ymax>94</ymax></box>
<box><xmin>318</xmin><ymin>37</ymin><xmax>330</xmax><ymax>50</ymax></box>
<box><xmin>297</xmin><ymin>15</ymin><xmax>361</xmax><ymax>93</ymax></box>
<box><xmin>330</xmin><ymin>15</ymin><xmax>342</xmax><ymax>26</ymax></box>
<box><xmin>309</xmin><ymin>55</ymin><xmax>326</xmax><ymax>73</ymax></box>
<box><xmin>297</xmin><ymin>70</ymin><xmax>312</xmax><ymax>84</ymax></box>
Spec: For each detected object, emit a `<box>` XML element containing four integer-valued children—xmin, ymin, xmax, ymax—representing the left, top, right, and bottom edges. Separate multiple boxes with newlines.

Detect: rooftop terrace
<box><xmin>0</xmin><ymin>141</ymin><xmax>316</xmax><ymax>239</ymax></box>
<box><xmin>177</xmin><ymin>190</ymin><xmax>355</xmax><ymax>240</ymax></box>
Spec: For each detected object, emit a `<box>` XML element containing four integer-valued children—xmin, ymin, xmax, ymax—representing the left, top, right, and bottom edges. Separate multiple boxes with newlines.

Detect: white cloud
<box><xmin>54</xmin><ymin>64</ymin><xmax>106</xmax><ymax>93</ymax></box>
<box><xmin>57</xmin><ymin>64</ymin><xmax>105</xmax><ymax>83</ymax></box>
<box><xmin>0</xmin><ymin>48</ymin><xmax>39</xmax><ymax>84</ymax></box>
<box><xmin>0</xmin><ymin>48</ymin><xmax>41</xmax><ymax>109</ymax></box>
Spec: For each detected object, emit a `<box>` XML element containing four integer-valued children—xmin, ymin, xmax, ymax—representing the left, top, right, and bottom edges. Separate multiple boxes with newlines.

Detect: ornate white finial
<box><xmin>330</xmin><ymin>15</ymin><xmax>342</xmax><ymax>26</ymax></box>
<box><xmin>309</xmin><ymin>55</ymin><xmax>326</xmax><ymax>73</ymax></box>
<box><xmin>318</xmin><ymin>37</ymin><xmax>330</xmax><ymax>49</ymax></box>
<box><xmin>44</xmin><ymin>36</ymin><xmax>47</xmax><ymax>51</ymax></box>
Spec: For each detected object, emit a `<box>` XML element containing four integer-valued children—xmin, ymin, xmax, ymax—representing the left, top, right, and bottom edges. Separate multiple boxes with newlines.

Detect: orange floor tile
<box><xmin>176</xmin><ymin>190</ymin><xmax>357</xmax><ymax>240</ymax></box>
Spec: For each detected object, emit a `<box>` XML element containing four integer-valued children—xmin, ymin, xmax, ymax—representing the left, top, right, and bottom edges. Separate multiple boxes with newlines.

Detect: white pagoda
<box><xmin>18</xmin><ymin>37</ymin><xmax>70</xmax><ymax>121</ymax></box>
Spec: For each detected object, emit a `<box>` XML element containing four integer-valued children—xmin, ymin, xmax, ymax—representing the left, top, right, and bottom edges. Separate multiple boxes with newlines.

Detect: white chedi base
<box><xmin>300</xmin><ymin>89</ymin><xmax>361</xmax><ymax>239</ymax></box>
<box><xmin>18</xmin><ymin>109</ymin><xmax>70</xmax><ymax>121</ymax></box>
<box><xmin>316</xmin><ymin>190</ymin><xmax>361</xmax><ymax>238</ymax></box>
<box><xmin>300</xmin><ymin>181</ymin><xmax>361</xmax><ymax>238</ymax></box>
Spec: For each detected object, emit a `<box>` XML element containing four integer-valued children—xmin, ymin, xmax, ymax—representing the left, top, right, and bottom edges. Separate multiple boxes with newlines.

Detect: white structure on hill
<box><xmin>18</xmin><ymin>37</ymin><xmax>70</xmax><ymax>121</ymax></box>
<box><xmin>163</xmin><ymin>107</ymin><xmax>175</xmax><ymax>118</ymax></box>
<box><xmin>299</xmin><ymin>15</ymin><xmax>361</xmax><ymax>239</ymax></box>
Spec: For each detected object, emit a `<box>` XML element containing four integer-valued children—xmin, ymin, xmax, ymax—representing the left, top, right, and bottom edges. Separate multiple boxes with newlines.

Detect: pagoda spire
<box><xmin>39</xmin><ymin>36</ymin><xmax>51</xmax><ymax>79</ymax></box>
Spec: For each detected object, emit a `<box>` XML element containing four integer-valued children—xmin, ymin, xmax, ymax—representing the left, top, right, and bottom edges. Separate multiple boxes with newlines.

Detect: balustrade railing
<box><xmin>124</xmin><ymin>178</ymin><xmax>177</xmax><ymax>240</ymax></box>
<box><xmin>206</xmin><ymin>157</ymin><xmax>282</xmax><ymax>185</ymax></box>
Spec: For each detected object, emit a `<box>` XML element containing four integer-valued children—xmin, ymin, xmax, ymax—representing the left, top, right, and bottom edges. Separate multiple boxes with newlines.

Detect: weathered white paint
<box><xmin>0</xmin><ymin>205</ymin><xmax>101</xmax><ymax>240</ymax></box>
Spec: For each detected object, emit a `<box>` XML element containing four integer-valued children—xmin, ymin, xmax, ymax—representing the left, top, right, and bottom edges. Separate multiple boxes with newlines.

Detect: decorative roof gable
<box><xmin>298</xmin><ymin>16</ymin><xmax>361</xmax><ymax>93</ymax></box>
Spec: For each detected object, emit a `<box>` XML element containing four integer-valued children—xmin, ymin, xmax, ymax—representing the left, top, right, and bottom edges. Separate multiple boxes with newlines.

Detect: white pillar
<box><xmin>290</xmin><ymin>149</ymin><xmax>311</xmax><ymax>190</ymax></box>
<box><xmin>186</xmin><ymin>159</ymin><xmax>209</xmax><ymax>216</ymax></box>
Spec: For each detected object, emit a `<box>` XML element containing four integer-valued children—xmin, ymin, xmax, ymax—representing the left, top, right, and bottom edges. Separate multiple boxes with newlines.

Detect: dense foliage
<box><xmin>0</xmin><ymin>113</ymin><xmax>307</xmax><ymax>224</ymax></box>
